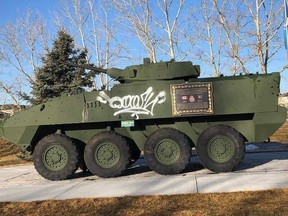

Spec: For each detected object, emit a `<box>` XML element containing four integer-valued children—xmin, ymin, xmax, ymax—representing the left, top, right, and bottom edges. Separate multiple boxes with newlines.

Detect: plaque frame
<box><xmin>170</xmin><ymin>82</ymin><xmax>214</xmax><ymax>116</ymax></box>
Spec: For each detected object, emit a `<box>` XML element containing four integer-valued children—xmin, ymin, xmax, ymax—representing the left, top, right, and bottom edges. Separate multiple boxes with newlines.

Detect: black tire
<box><xmin>129</xmin><ymin>141</ymin><xmax>141</xmax><ymax>166</ymax></box>
<box><xmin>84</xmin><ymin>132</ymin><xmax>131</xmax><ymax>178</ymax></box>
<box><xmin>196</xmin><ymin>125</ymin><xmax>245</xmax><ymax>173</ymax></box>
<box><xmin>33</xmin><ymin>134</ymin><xmax>80</xmax><ymax>181</ymax></box>
<box><xmin>72</xmin><ymin>139</ymin><xmax>88</xmax><ymax>173</ymax></box>
<box><xmin>144</xmin><ymin>128</ymin><xmax>192</xmax><ymax>175</ymax></box>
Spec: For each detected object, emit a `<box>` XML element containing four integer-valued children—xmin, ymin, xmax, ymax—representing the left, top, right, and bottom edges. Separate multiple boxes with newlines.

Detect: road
<box><xmin>0</xmin><ymin>143</ymin><xmax>287</xmax><ymax>202</ymax></box>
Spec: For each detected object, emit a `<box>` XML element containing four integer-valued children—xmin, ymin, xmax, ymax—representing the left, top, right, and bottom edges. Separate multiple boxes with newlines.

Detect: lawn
<box><xmin>0</xmin><ymin>139</ymin><xmax>32</xmax><ymax>167</ymax></box>
<box><xmin>1</xmin><ymin>189</ymin><xmax>288</xmax><ymax>216</ymax></box>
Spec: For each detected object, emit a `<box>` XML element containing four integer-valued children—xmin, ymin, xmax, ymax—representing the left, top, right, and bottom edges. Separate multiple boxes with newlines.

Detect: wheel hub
<box><xmin>155</xmin><ymin>139</ymin><xmax>180</xmax><ymax>165</ymax></box>
<box><xmin>52</xmin><ymin>154</ymin><xmax>61</xmax><ymax>162</ymax></box>
<box><xmin>43</xmin><ymin>145</ymin><xmax>68</xmax><ymax>171</ymax></box>
<box><xmin>208</xmin><ymin>136</ymin><xmax>235</xmax><ymax>163</ymax></box>
<box><xmin>103</xmin><ymin>150</ymin><xmax>113</xmax><ymax>160</ymax></box>
<box><xmin>95</xmin><ymin>143</ymin><xmax>120</xmax><ymax>168</ymax></box>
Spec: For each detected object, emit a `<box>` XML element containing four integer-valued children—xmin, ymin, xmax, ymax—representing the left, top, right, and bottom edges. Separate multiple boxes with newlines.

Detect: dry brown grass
<box><xmin>0</xmin><ymin>189</ymin><xmax>288</xmax><ymax>216</ymax></box>
<box><xmin>0</xmin><ymin>139</ymin><xmax>32</xmax><ymax>167</ymax></box>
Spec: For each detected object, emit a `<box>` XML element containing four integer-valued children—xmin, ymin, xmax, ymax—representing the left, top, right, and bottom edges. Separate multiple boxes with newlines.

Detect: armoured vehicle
<box><xmin>1</xmin><ymin>58</ymin><xmax>287</xmax><ymax>180</ymax></box>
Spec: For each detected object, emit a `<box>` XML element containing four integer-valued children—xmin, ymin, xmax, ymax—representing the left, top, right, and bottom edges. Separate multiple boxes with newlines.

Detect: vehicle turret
<box><xmin>106</xmin><ymin>58</ymin><xmax>200</xmax><ymax>82</ymax></box>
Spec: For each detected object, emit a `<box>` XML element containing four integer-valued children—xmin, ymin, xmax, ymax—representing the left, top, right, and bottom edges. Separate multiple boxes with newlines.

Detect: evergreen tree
<box><xmin>25</xmin><ymin>30</ymin><xmax>93</xmax><ymax>105</ymax></box>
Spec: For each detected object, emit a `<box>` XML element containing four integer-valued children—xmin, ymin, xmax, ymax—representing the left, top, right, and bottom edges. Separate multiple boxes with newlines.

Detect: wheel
<box><xmin>144</xmin><ymin>128</ymin><xmax>192</xmax><ymax>175</ymax></box>
<box><xmin>84</xmin><ymin>132</ymin><xmax>131</xmax><ymax>178</ymax></box>
<box><xmin>196</xmin><ymin>125</ymin><xmax>245</xmax><ymax>173</ymax></box>
<box><xmin>33</xmin><ymin>134</ymin><xmax>80</xmax><ymax>181</ymax></box>
<box><xmin>129</xmin><ymin>141</ymin><xmax>141</xmax><ymax>165</ymax></box>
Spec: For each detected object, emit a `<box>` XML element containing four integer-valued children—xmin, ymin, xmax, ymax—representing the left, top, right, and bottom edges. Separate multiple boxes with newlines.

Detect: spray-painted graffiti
<box><xmin>96</xmin><ymin>87</ymin><xmax>166</xmax><ymax>119</ymax></box>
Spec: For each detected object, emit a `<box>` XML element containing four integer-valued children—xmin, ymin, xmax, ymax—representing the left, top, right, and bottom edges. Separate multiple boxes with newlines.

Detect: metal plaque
<box><xmin>170</xmin><ymin>83</ymin><xmax>213</xmax><ymax>116</ymax></box>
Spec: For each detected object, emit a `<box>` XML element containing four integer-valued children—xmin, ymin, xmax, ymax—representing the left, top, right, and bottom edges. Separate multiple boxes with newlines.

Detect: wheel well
<box><xmin>204</xmin><ymin>124</ymin><xmax>248</xmax><ymax>142</ymax></box>
<box><xmin>30</xmin><ymin>126</ymin><xmax>61</xmax><ymax>153</ymax></box>
<box><xmin>241</xmin><ymin>134</ymin><xmax>248</xmax><ymax>142</ymax></box>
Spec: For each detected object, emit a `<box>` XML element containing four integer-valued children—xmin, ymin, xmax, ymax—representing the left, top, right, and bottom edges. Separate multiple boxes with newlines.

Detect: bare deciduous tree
<box><xmin>57</xmin><ymin>0</ymin><xmax>130</xmax><ymax>89</ymax></box>
<box><xmin>185</xmin><ymin>0</ymin><xmax>225</xmax><ymax>77</ymax></box>
<box><xmin>59</xmin><ymin>0</ymin><xmax>98</xmax><ymax>88</ymax></box>
<box><xmin>203</xmin><ymin>0</ymin><xmax>222</xmax><ymax>77</ymax></box>
<box><xmin>60</xmin><ymin>0</ymin><xmax>89</xmax><ymax>49</ymax></box>
<box><xmin>0</xmin><ymin>23</ymin><xmax>34</xmax><ymax>84</ymax></box>
<box><xmin>212</xmin><ymin>0</ymin><xmax>248</xmax><ymax>75</ymax></box>
<box><xmin>189</xmin><ymin>0</ymin><xmax>283</xmax><ymax>76</ymax></box>
<box><xmin>0</xmin><ymin>81</ymin><xmax>22</xmax><ymax>109</ymax></box>
<box><xmin>243</xmin><ymin>0</ymin><xmax>283</xmax><ymax>74</ymax></box>
<box><xmin>154</xmin><ymin>0</ymin><xmax>186</xmax><ymax>60</ymax></box>
<box><xmin>0</xmin><ymin>10</ymin><xmax>48</xmax><ymax>105</ymax></box>
<box><xmin>112</xmin><ymin>0</ymin><xmax>158</xmax><ymax>62</ymax></box>
<box><xmin>87</xmin><ymin>0</ymin><xmax>117</xmax><ymax>89</ymax></box>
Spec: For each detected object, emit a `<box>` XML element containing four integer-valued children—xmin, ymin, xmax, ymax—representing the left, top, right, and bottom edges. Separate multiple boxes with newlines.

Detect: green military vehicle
<box><xmin>1</xmin><ymin>58</ymin><xmax>287</xmax><ymax>180</ymax></box>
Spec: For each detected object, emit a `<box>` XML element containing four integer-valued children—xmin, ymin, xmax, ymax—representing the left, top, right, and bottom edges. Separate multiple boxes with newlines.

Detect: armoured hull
<box><xmin>3</xmin><ymin>72</ymin><xmax>286</xmax><ymax>150</ymax></box>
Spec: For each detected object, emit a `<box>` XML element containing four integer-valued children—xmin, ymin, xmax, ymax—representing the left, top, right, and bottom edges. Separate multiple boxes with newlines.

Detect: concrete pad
<box><xmin>56</xmin><ymin>175</ymin><xmax>198</xmax><ymax>199</ymax></box>
<box><xmin>0</xmin><ymin>182</ymin><xmax>82</xmax><ymax>202</ymax></box>
<box><xmin>0</xmin><ymin>166</ymin><xmax>33</xmax><ymax>183</ymax></box>
<box><xmin>237</xmin><ymin>152</ymin><xmax>288</xmax><ymax>172</ymax></box>
<box><xmin>0</xmin><ymin>149</ymin><xmax>287</xmax><ymax>201</ymax></box>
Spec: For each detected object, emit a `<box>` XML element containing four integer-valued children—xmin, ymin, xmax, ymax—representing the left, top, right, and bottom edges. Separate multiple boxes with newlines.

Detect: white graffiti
<box><xmin>97</xmin><ymin>87</ymin><xmax>166</xmax><ymax>119</ymax></box>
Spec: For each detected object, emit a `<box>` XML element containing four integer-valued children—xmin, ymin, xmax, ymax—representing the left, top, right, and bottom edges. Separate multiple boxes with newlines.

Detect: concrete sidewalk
<box><xmin>0</xmin><ymin>150</ymin><xmax>287</xmax><ymax>202</ymax></box>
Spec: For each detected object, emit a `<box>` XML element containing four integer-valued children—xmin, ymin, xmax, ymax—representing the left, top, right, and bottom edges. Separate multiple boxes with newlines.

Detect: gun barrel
<box><xmin>68</xmin><ymin>63</ymin><xmax>107</xmax><ymax>74</ymax></box>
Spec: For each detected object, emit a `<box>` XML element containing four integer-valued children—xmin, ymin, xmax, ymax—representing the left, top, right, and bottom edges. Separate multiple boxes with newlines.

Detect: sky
<box><xmin>0</xmin><ymin>0</ymin><xmax>56</xmax><ymax>24</ymax></box>
<box><xmin>0</xmin><ymin>0</ymin><xmax>287</xmax><ymax>96</ymax></box>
